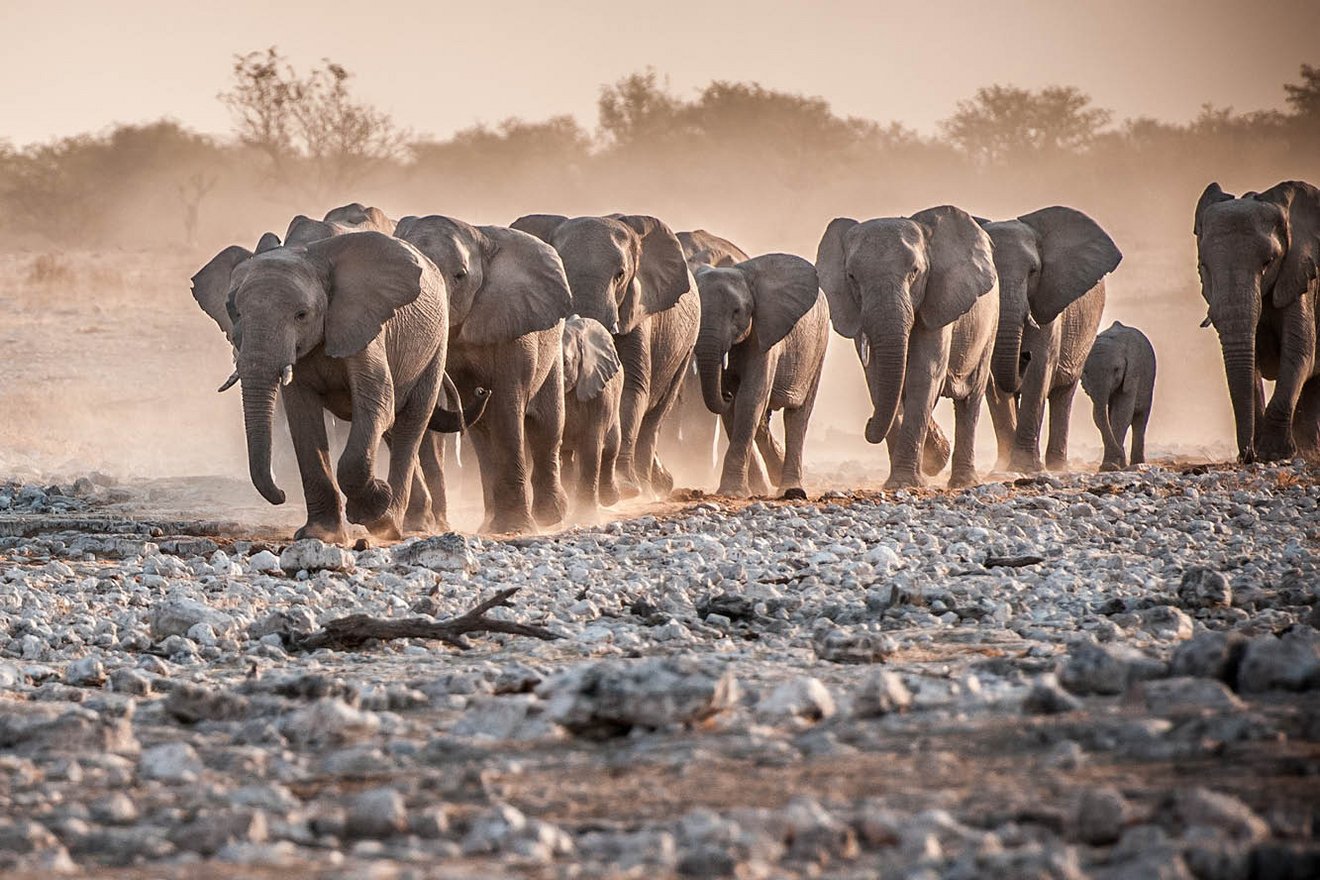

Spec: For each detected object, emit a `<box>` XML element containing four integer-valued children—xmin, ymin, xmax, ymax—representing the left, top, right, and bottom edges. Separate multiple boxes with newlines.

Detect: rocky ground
<box><xmin>0</xmin><ymin>462</ymin><xmax>1317</xmax><ymax>879</ymax></box>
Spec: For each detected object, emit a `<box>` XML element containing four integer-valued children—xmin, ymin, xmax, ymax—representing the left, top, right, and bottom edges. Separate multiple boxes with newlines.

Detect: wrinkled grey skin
<box><xmin>190</xmin><ymin>231</ymin><xmax>450</xmax><ymax>543</ymax></box>
<box><xmin>817</xmin><ymin>206</ymin><xmax>999</xmax><ymax>488</ymax></box>
<box><xmin>560</xmin><ymin>315</ymin><xmax>623</xmax><ymax>512</ymax></box>
<box><xmin>512</xmin><ymin>214</ymin><xmax>699</xmax><ymax>499</ymax></box>
<box><xmin>1195</xmin><ymin>180</ymin><xmax>1320</xmax><ymax>463</ymax></box>
<box><xmin>1082</xmin><ymin>321</ymin><xmax>1156</xmax><ymax>471</ymax></box>
<box><xmin>396</xmin><ymin>215</ymin><xmax>573</xmax><ymax>534</ymax></box>
<box><xmin>694</xmin><ymin>254</ymin><xmax>830</xmax><ymax>498</ymax></box>
<box><xmin>981</xmin><ymin>207</ymin><xmax>1123</xmax><ymax>473</ymax></box>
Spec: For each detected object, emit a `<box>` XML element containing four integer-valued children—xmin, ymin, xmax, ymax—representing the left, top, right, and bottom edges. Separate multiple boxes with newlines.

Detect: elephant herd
<box><xmin>188</xmin><ymin>179</ymin><xmax>1320</xmax><ymax>539</ymax></box>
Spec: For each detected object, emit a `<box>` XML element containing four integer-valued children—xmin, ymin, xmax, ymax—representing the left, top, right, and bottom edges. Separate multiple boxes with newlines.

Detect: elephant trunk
<box><xmin>563</xmin><ymin>268</ymin><xmax>621</xmax><ymax>333</ymax></box>
<box><xmin>992</xmin><ymin>320</ymin><xmax>1025</xmax><ymax>394</ymax></box>
<box><xmin>695</xmin><ymin>333</ymin><xmax>730</xmax><ymax>414</ymax></box>
<box><xmin>429</xmin><ymin>387</ymin><xmax>491</xmax><ymax>433</ymax></box>
<box><xmin>863</xmin><ymin>329</ymin><xmax>908</xmax><ymax>445</ymax></box>
<box><xmin>239</xmin><ymin>374</ymin><xmax>286</xmax><ymax>505</ymax></box>
<box><xmin>1219</xmin><ymin>331</ymin><xmax>1259</xmax><ymax>463</ymax></box>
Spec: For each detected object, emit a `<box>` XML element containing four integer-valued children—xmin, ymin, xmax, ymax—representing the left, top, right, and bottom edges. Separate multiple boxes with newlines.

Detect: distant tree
<box><xmin>940</xmin><ymin>85</ymin><xmax>1112</xmax><ymax>164</ymax></box>
<box><xmin>220</xmin><ymin>47</ymin><xmax>405</xmax><ymax>195</ymax></box>
<box><xmin>177</xmin><ymin>171</ymin><xmax>218</xmax><ymax>246</ymax></box>
<box><xmin>597</xmin><ymin>69</ymin><xmax>687</xmax><ymax>149</ymax></box>
<box><xmin>1283</xmin><ymin>63</ymin><xmax>1320</xmax><ymax>119</ymax></box>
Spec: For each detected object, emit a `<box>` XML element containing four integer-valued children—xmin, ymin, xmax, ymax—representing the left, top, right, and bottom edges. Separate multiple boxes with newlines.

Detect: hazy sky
<box><xmin>2</xmin><ymin>0</ymin><xmax>1316</xmax><ymax>146</ymax></box>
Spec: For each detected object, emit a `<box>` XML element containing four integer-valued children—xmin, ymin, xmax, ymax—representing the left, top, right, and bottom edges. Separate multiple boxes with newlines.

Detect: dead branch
<box><xmin>286</xmin><ymin>587</ymin><xmax>563</xmax><ymax>652</ymax></box>
<box><xmin>984</xmin><ymin>555</ymin><xmax>1046</xmax><ymax>569</ymax></box>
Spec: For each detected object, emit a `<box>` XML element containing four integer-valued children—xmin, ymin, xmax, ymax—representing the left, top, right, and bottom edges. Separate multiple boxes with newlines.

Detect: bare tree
<box><xmin>176</xmin><ymin>171</ymin><xmax>217</xmax><ymax>246</ymax></box>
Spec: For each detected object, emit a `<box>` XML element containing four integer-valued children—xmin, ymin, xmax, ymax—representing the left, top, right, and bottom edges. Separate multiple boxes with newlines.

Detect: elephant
<box><xmin>394</xmin><ymin>214</ymin><xmax>574</xmax><ymax>534</ymax></box>
<box><xmin>979</xmin><ymin>207</ymin><xmax>1123</xmax><ymax>473</ymax></box>
<box><xmin>1081</xmin><ymin>321</ymin><xmax>1156</xmax><ymax>471</ymax></box>
<box><xmin>693</xmin><ymin>253</ymin><xmax>829</xmax><ymax>498</ymax></box>
<box><xmin>1194</xmin><ymin>180</ymin><xmax>1320</xmax><ymax>462</ymax></box>
<box><xmin>816</xmin><ymin>206</ymin><xmax>999</xmax><ymax>489</ymax></box>
<box><xmin>560</xmin><ymin>315</ymin><xmax>623</xmax><ymax>513</ymax></box>
<box><xmin>677</xmin><ymin>229</ymin><xmax>750</xmax><ymax>270</ymax></box>
<box><xmin>511</xmin><ymin>213</ymin><xmax>699</xmax><ymax>498</ymax></box>
<box><xmin>190</xmin><ymin>230</ymin><xmax>465</xmax><ymax>542</ymax></box>
<box><xmin>284</xmin><ymin>203</ymin><xmax>397</xmax><ymax>248</ymax></box>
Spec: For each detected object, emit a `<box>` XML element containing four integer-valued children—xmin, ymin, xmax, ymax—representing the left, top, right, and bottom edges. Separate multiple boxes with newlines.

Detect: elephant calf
<box><xmin>694</xmin><ymin>254</ymin><xmax>829</xmax><ymax>498</ymax></box>
<box><xmin>1082</xmin><ymin>321</ymin><xmax>1156</xmax><ymax>471</ymax></box>
<box><xmin>560</xmin><ymin>316</ymin><xmax>624</xmax><ymax>512</ymax></box>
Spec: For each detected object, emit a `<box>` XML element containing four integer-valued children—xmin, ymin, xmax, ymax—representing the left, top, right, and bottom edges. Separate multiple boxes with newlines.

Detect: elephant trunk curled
<box><xmin>695</xmin><ymin>333</ymin><xmax>730</xmax><ymax>415</ymax></box>
<box><xmin>863</xmin><ymin>329</ymin><xmax>908</xmax><ymax>445</ymax></box>
<box><xmin>992</xmin><ymin>320</ymin><xmax>1024</xmax><ymax>394</ymax></box>
<box><xmin>240</xmin><ymin>374</ymin><xmax>286</xmax><ymax>505</ymax></box>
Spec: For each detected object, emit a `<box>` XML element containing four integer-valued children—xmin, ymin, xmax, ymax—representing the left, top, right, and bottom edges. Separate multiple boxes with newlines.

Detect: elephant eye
<box><xmin>614</xmin><ymin>269</ymin><xmax>627</xmax><ymax>281</ymax></box>
<box><xmin>295</xmin><ymin>310</ymin><xmax>309</xmax><ymax>322</ymax></box>
<box><xmin>455</xmin><ymin>268</ymin><xmax>468</xmax><ymax>280</ymax></box>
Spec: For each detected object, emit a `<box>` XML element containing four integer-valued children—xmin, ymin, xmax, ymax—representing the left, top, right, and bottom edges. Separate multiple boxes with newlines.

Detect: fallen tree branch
<box><xmin>287</xmin><ymin>588</ymin><xmax>564</xmax><ymax>652</ymax></box>
<box><xmin>984</xmin><ymin>555</ymin><xmax>1046</xmax><ymax>569</ymax></box>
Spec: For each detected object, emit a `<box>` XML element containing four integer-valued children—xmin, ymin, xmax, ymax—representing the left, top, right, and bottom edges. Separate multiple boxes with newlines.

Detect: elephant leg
<box><xmin>718</xmin><ymin>381</ymin><xmax>770</xmax><ymax>499</ymax></box>
<box><xmin>634</xmin><ymin>355</ymin><xmax>685</xmax><ymax>498</ymax></box>
<box><xmin>1044</xmin><ymin>381</ymin><xmax>1078</xmax><ymax>472</ymax></box>
<box><xmin>922</xmin><ymin>418</ymin><xmax>952</xmax><ymax>477</ymax></box>
<box><xmin>414</xmin><ymin>433</ymin><xmax>447</xmax><ymax>532</ymax></box>
<box><xmin>1130</xmin><ymin>404</ymin><xmax>1151</xmax><ymax>466</ymax></box>
<box><xmin>370</xmin><ymin>366</ymin><xmax>440</xmax><ymax>540</ymax></box>
<box><xmin>337</xmin><ymin>355</ymin><xmax>396</xmax><ymax>526</ymax></box>
<box><xmin>600</xmin><ymin>419</ymin><xmax>622</xmax><ymax>507</ymax></box>
<box><xmin>526</xmin><ymin>376</ymin><xmax>568</xmax><ymax>528</ymax></box>
<box><xmin>472</xmin><ymin>401</ymin><xmax>534</xmax><ymax>534</ymax></box>
<box><xmin>780</xmin><ymin>373</ymin><xmax>822</xmax><ymax>496</ymax></box>
<box><xmin>1292</xmin><ymin>379</ymin><xmax>1320</xmax><ymax>454</ymax></box>
<box><xmin>573</xmin><ymin>426</ymin><xmax>605</xmax><ymax>513</ymax></box>
<box><xmin>986</xmin><ymin>384</ymin><xmax>1018</xmax><ymax>472</ymax></box>
<box><xmin>1094</xmin><ymin>396</ymin><xmax>1127</xmax><ymax>472</ymax></box>
<box><xmin>755</xmin><ymin>413</ymin><xmax>785</xmax><ymax>486</ymax></box>
<box><xmin>886</xmin><ymin>331</ymin><xmax>945</xmax><ymax>488</ymax></box>
<box><xmin>282</xmin><ymin>385</ymin><xmax>348</xmax><ymax>544</ymax></box>
<box><xmin>1259</xmin><ymin>337</ymin><xmax>1315</xmax><ymax>462</ymax></box>
<box><xmin>613</xmin><ymin>326</ymin><xmax>652</xmax><ymax>498</ymax></box>
<box><xmin>949</xmin><ymin>392</ymin><xmax>983</xmax><ymax>489</ymax></box>
<box><xmin>1009</xmin><ymin>354</ymin><xmax>1050</xmax><ymax>473</ymax></box>
<box><xmin>1109</xmin><ymin>390</ymin><xmax>1137</xmax><ymax>470</ymax></box>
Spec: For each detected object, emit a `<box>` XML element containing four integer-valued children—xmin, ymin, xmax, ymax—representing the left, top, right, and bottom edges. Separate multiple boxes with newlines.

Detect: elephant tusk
<box><xmin>859</xmin><ymin>335</ymin><xmax>871</xmax><ymax>368</ymax></box>
<box><xmin>610</xmin><ymin>322</ymin><xmax>620</xmax><ymax>335</ymax></box>
<box><xmin>280</xmin><ymin>365</ymin><xmax>294</xmax><ymax>386</ymax></box>
<box><xmin>723</xmin><ymin>353</ymin><xmax>729</xmax><ymax>370</ymax></box>
<box><xmin>1026</xmin><ymin>314</ymin><xmax>1041</xmax><ymax>331</ymax></box>
<box><xmin>1200</xmin><ymin>315</ymin><xmax>1213</xmax><ymax>329</ymax></box>
<box><xmin>217</xmin><ymin>370</ymin><xmax>239</xmax><ymax>393</ymax></box>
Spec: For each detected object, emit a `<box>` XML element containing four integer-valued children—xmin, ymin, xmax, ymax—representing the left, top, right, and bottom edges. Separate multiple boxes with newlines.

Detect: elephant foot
<box><xmin>650</xmin><ymin>459</ymin><xmax>675</xmax><ymax>496</ymax></box>
<box><xmin>1257</xmin><ymin>433</ymin><xmax>1297</xmax><ymax>463</ymax></box>
<box><xmin>485</xmin><ymin>509</ymin><xmax>536</xmax><ymax>535</ymax></box>
<box><xmin>781</xmin><ymin>486</ymin><xmax>808</xmax><ymax>501</ymax></box>
<box><xmin>403</xmin><ymin>509</ymin><xmax>440</xmax><ymax>535</ymax></box>
<box><xmin>345</xmin><ymin>479</ymin><xmax>392</xmax><ymax>525</ymax></box>
<box><xmin>1009</xmin><ymin>452</ymin><xmax>1044</xmax><ymax>474</ymax></box>
<box><xmin>948</xmin><ymin>469</ymin><xmax>978</xmax><ymax>489</ymax></box>
<box><xmin>295</xmin><ymin>520</ymin><xmax>350</xmax><ymax>545</ymax></box>
<box><xmin>748</xmin><ymin>472</ymin><xmax>772</xmax><ymax>497</ymax></box>
<box><xmin>616</xmin><ymin>476</ymin><xmax>642</xmax><ymax>501</ymax></box>
<box><xmin>366</xmin><ymin>515</ymin><xmax>403</xmax><ymax>543</ymax></box>
<box><xmin>1098</xmin><ymin>460</ymin><xmax>1125</xmax><ymax>473</ymax></box>
<box><xmin>533</xmin><ymin>486</ymin><xmax>568</xmax><ymax>527</ymax></box>
<box><xmin>1045</xmin><ymin>454</ymin><xmax>1070</xmax><ymax>472</ymax></box>
<box><xmin>716</xmin><ymin>481</ymin><xmax>751</xmax><ymax>499</ymax></box>
<box><xmin>884</xmin><ymin>470</ymin><xmax>925</xmax><ymax>490</ymax></box>
<box><xmin>922</xmin><ymin>428</ymin><xmax>952</xmax><ymax>476</ymax></box>
<box><xmin>599</xmin><ymin>479</ymin><xmax>621</xmax><ymax>508</ymax></box>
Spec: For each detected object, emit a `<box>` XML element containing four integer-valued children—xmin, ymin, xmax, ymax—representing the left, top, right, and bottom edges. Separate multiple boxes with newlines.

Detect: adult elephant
<box><xmin>816</xmin><ymin>206</ymin><xmax>999</xmax><ymax>488</ymax></box>
<box><xmin>395</xmin><ymin>215</ymin><xmax>574</xmax><ymax>533</ymax></box>
<box><xmin>190</xmin><ymin>231</ymin><xmax>461</xmax><ymax>542</ymax></box>
<box><xmin>693</xmin><ymin>254</ymin><xmax>829</xmax><ymax>498</ymax></box>
<box><xmin>284</xmin><ymin>203</ymin><xmax>398</xmax><ymax>247</ymax></box>
<box><xmin>1195</xmin><ymin>181</ymin><xmax>1320</xmax><ymax>462</ymax></box>
<box><xmin>980</xmin><ymin>207</ymin><xmax>1123</xmax><ymax>473</ymax></box>
<box><xmin>512</xmin><ymin>213</ymin><xmax>698</xmax><ymax>498</ymax></box>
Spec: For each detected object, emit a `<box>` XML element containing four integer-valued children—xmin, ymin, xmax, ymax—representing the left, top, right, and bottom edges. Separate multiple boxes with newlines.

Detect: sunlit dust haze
<box><xmin>2</xmin><ymin>0</ymin><xmax>1318</xmax><ymax>515</ymax></box>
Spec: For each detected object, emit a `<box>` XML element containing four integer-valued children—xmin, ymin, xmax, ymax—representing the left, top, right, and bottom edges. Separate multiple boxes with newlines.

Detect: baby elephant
<box><xmin>1082</xmin><ymin>321</ymin><xmax>1156</xmax><ymax>471</ymax></box>
<box><xmin>560</xmin><ymin>315</ymin><xmax>624</xmax><ymax>513</ymax></box>
<box><xmin>693</xmin><ymin>254</ymin><xmax>830</xmax><ymax>498</ymax></box>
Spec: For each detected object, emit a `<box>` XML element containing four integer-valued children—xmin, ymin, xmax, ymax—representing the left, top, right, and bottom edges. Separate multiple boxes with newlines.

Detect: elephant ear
<box><xmin>1018</xmin><ymin>206</ymin><xmax>1122</xmax><ymax>325</ymax></box>
<box><xmin>285</xmin><ymin>215</ymin><xmax>338</xmax><ymax>247</ymax></box>
<box><xmin>461</xmin><ymin>226</ymin><xmax>573</xmax><ymax>345</ymax></box>
<box><xmin>1256</xmin><ymin>181</ymin><xmax>1320</xmax><ymax>309</ymax></box>
<box><xmin>393</xmin><ymin>215</ymin><xmax>419</xmax><ymax>238</ymax></box>
<box><xmin>510</xmin><ymin>213</ymin><xmax>568</xmax><ymax>245</ymax></box>
<box><xmin>254</xmin><ymin>232</ymin><xmax>282</xmax><ymax>254</ymax></box>
<box><xmin>324</xmin><ymin>203</ymin><xmax>395</xmax><ymax>233</ymax></box>
<box><xmin>815</xmin><ymin>217</ymin><xmax>860</xmax><ymax>338</ymax></box>
<box><xmin>739</xmin><ymin>253</ymin><xmax>821</xmax><ymax>352</ymax></box>
<box><xmin>190</xmin><ymin>245</ymin><xmax>252</xmax><ymax>338</ymax></box>
<box><xmin>306</xmin><ymin>232</ymin><xmax>429</xmax><ymax>358</ymax></box>
<box><xmin>570</xmin><ymin>317</ymin><xmax>622</xmax><ymax>402</ymax></box>
<box><xmin>613</xmin><ymin>214</ymin><xmax>692</xmax><ymax>325</ymax></box>
<box><xmin>910</xmin><ymin>205</ymin><xmax>997</xmax><ymax>329</ymax></box>
<box><xmin>1194</xmin><ymin>183</ymin><xmax>1235</xmax><ymax>236</ymax></box>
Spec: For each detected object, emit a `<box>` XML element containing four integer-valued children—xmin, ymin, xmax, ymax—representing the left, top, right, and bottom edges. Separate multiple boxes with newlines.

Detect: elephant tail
<box><xmin>429</xmin><ymin>378</ymin><xmax>490</xmax><ymax>433</ymax></box>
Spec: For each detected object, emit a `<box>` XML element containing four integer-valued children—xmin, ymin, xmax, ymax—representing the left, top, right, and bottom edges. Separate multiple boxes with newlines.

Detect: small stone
<box><xmin>165</xmin><ymin>683</ymin><xmax>251</xmax><ymax>723</ymax></box>
<box><xmin>1059</xmin><ymin>640</ymin><xmax>1166</xmax><ymax>696</ymax></box>
<box><xmin>344</xmin><ymin>787</ymin><xmax>407</xmax><ymax>839</ymax></box>
<box><xmin>1139</xmin><ymin>605</ymin><xmax>1195</xmax><ymax>641</ymax></box>
<box><xmin>782</xmin><ymin>796</ymin><xmax>859</xmax><ymax>864</ymax></box>
<box><xmin>278</xmin><ymin>539</ymin><xmax>355</xmax><ymax>574</ymax></box>
<box><xmin>280</xmin><ymin>698</ymin><xmax>380</xmax><ymax>747</ymax></box>
<box><xmin>1075</xmin><ymin>786</ymin><xmax>1130</xmax><ymax>845</ymax></box>
<box><xmin>392</xmin><ymin>533</ymin><xmax>478</xmax><ymax>573</ymax></box>
<box><xmin>64</xmin><ymin>655</ymin><xmax>105</xmax><ymax>687</ymax></box>
<box><xmin>758</xmin><ymin>677</ymin><xmax>835</xmax><ymax>722</ymax></box>
<box><xmin>1135</xmin><ymin>677</ymin><xmax>1246</xmax><ymax>715</ymax></box>
<box><xmin>91</xmin><ymin>793</ymin><xmax>139</xmax><ymax>825</ymax></box>
<box><xmin>108</xmin><ymin>668</ymin><xmax>152</xmax><ymax>696</ymax></box>
<box><xmin>1023</xmin><ymin>676</ymin><xmax>1082</xmax><ymax>715</ymax></box>
<box><xmin>1179</xmin><ymin>568</ymin><xmax>1233</xmax><ymax>609</ymax></box>
<box><xmin>1235</xmin><ymin>628</ymin><xmax>1320</xmax><ymax>693</ymax></box>
<box><xmin>139</xmin><ymin>742</ymin><xmax>203</xmax><ymax>783</ymax></box>
<box><xmin>246</xmin><ymin>550</ymin><xmax>281</xmax><ymax>573</ymax></box>
<box><xmin>853</xmin><ymin>670</ymin><xmax>912</xmax><ymax>717</ymax></box>
<box><xmin>1175</xmin><ymin>787</ymin><xmax>1269</xmax><ymax>844</ymax></box>
<box><xmin>149</xmin><ymin>598</ymin><xmax>234</xmax><ymax>641</ymax></box>
<box><xmin>1170</xmin><ymin>631</ymin><xmax>1246</xmax><ymax>682</ymax></box>
<box><xmin>813</xmin><ymin>627</ymin><xmax>896</xmax><ymax>664</ymax></box>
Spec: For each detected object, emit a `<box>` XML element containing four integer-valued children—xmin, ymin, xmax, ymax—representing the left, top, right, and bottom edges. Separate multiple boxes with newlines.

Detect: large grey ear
<box><xmin>306</xmin><ymin>232</ymin><xmax>429</xmax><ymax>358</ymax></box>
<box><xmin>613</xmin><ymin>214</ymin><xmax>692</xmax><ymax>323</ymax></box>
<box><xmin>190</xmin><ymin>245</ymin><xmax>252</xmax><ymax>338</ymax></box>
<box><xmin>815</xmin><ymin>218</ymin><xmax>860</xmax><ymax>338</ymax></box>
<box><xmin>1256</xmin><ymin>181</ymin><xmax>1320</xmax><ymax>309</ymax></box>
<box><xmin>460</xmin><ymin>226</ymin><xmax>573</xmax><ymax>345</ymax></box>
<box><xmin>572</xmin><ymin>318</ymin><xmax>622</xmax><ymax>402</ymax></box>
<box><xmin>1194</xmin><ymin>183</ymin><xmax>1234</xmax><ymax>236</ymax></box>
<box><xmin>510</xmin><ymin>214</ymin><xmax>568</xmax><ymax>245</ymax></box>
<box><xmin>910</xmin><ymin>205</ymin><xmax>998</xmax><ymax>329</ymax></box>
<box><xmin>255</xmin><ymin>232</ymin><xmax>282</xmax><ymax>254</ymax></box>
<box><xmin>285</xmin><ymin>215</ymin><xmax>337</xmax><ymax>247</ymax></box>
<box><xmin>1018</xmin><ymin>206</ymin><xmax>1123</xmax><ymax>325</ymax></box>
<box><xmin>738</xmin><ymin>253</ymin><xmax>821</xmax><ymax>352</ymax></box>
<box><xmin>394</xmin><ymin>215</ymin><xmax>419</xmax><ymax>238</ymax></box>
<box><xmin>679</xmin><ymin>229</ymin><xmax>750</xmax><ymax>268</ymax></box>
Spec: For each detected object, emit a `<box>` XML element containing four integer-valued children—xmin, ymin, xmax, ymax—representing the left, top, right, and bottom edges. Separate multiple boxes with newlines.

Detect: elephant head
<box><xmin>511</xmin><ymin>214</ymin><xmax>692</xmax><ymax>336</ymax></box>
<box><xmin>982</xmin><ymin>207</ymin><xmax>1122</xmax><ymax>393</ymax></box>
<box><xmin>394</xmin><ymin>215</ymin><xmax>572</xmax><ymax>345</ymax></box>
<box><xmin>817</xmin><ymin>206</ymin><xmax>996</xmax><ymax>444</ymax></box>
<box><xmin>1194</xmin><ymin>180</ymin><xmax>1320</xmax><ymax>461</ymax></box>
<box><xmin>323</xmin><ymin>203</ymin><xmax>397</xmax><ymax>234</ymax></box>
<box><xmin>190</xmin><ymin>231</ymin><xmax>434</xmax><ymax>506</ymax></box>
<box><xmin>1081</xmin><ymin>321</ymin><xmax>1133</xmax><ymax>403</ymax></box>
<box><xmin>693</xmin><ymin>254</ymin><xmax>821</xmax><ymax>414</ymax></box>
<box><xmin>561</xmin><ymin>315</ymin><xmax>622</xmax><ymax>402</ymax></box>
<box><xmin>678</xmin><ymin>229</ymin><xmax>751</xmax><ymax>270</ymax></box>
